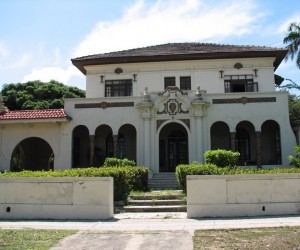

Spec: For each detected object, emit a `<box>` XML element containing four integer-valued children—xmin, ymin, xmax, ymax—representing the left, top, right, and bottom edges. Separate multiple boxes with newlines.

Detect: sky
<box><xmin>0</xmin><ymin>0</ymin><xmax>300</xmax><ymax>91</ymax></box>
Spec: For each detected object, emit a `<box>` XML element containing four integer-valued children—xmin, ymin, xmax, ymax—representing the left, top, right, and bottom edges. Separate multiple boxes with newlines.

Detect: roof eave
<box><xmin>0</xmin><ymin>117</ymin><xmax>71</xmax><ymax>124</ymax></box>
<box><xmin>72</xmin><ymin>50</ymin><xmax>288</xmax><ymax>74</ymax></box>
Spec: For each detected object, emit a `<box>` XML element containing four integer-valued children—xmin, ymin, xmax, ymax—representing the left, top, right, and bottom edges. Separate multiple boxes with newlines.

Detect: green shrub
<box><xmin>204</xmin><ymin>149</ymin><xmax>240</xmax><ymax>169</ymax></box>
<box><xmin>103</xmin><ymin>157</ymin><xmax>136</xmax><ymax>167</ymax></box>
<box><xmin>0</xmin><ymin>166</ymin><xmax>148</xmax><ymax>201</ymax></box>
<box><xmin>176</xmin><ymin>163</ymin><xmax>224</xmax><ymax>192</ymax></box>
<box><xmin>288</xmin><ymin>145</ymin><xmax>300</xmax><ymax>168</ymax></box>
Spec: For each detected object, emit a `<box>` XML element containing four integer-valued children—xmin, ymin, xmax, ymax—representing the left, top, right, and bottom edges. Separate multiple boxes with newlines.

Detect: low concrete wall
<box><xmin>187</xmin><ymin>174</ymin><xmax>300</xmax><ymax>218</ymax></box>
<box><xmin>0</xmin><ymin>177</ymin><xmax>113</xmax><ymax>220</ymax></box>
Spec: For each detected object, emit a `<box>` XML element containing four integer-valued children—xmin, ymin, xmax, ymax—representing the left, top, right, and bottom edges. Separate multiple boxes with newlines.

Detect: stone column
<box><xmin>256</xmin><ymin>131</ymin><xmax>262</xmax><ymax>167</ymax></box>
<box><xmin>143</xmin><ymin>118</ymin><xmax>151</xmax><ymax>168</ymax></box>
<box><xmin>230</xmin><ymin>132</ymin><xmax>236</xmax><ymax>151</ymax></box>
<box><xmin>113</xmin><ymin>135</ymin><xmax>119</xmax><ymax>158</ymax></box>
<box><xmin>89</xmin><ymin>135</ymin><xmax>95</xmax><ymax>166</ymax></box>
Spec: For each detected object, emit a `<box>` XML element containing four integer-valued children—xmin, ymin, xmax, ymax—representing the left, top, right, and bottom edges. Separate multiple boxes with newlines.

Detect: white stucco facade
<box><xmin>0</xmin><ymin>43</ymin><xmax>296</xmax><ymax>173</ymax></box>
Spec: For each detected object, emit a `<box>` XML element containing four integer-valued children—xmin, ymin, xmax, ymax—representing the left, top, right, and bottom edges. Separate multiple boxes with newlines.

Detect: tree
<box><xmin>283</xmin><ymin>22</ymin><xmax>300</xmax><ymax>68</ymax></box>
<box><xmin>288</xmin><ymin>94</ymin><xmax>300</xmax><ymax>127</ymax></box>
<box><xmin>1</xmin><ymin>80</ymin><xmax>85</xmax><ymax>110</ymax></box>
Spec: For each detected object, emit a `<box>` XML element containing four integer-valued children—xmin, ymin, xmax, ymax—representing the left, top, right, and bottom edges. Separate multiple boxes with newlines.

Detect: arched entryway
<box><xmin>72</xmin><ymin>125</ymin><xmax>90</xmax><ymax>168</ymax></box>
<box><xmin>235</xmin><ymin>121</ymin><xmax>256</xmax><ymax>165</ymax></box>
<box><xmin>210</xmin><ymin>121</ymin><xmax>231</xmax><ymax>150</ymax></box>
<box><xmin>261</xmin><ymin>120</ymin><xmax>281</xmax><ymax>165</ymax></box>
<box><xmin>10</xmin><ymin>137</ymin><xmax>54</xmax><ymax>171</ymax></box>
<box><xmin>94</xmin><ymin>125</ymin><xmax>113</xmax><ymax>165</ymax></box>
<box><xmin>159</xmin><ymin>123</ymin><xmax>188</xmax><ymax>172</ymax></box>
<box><xmin>118</xmin><ymin>124</ymin><xmax>137</xmax><ymax>162</ymax></box>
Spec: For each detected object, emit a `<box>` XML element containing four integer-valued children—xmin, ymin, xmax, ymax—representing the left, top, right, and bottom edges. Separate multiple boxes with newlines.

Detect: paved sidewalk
<box><xmin>1</xmin><ymin>213</ymin><xmax>300</xmax><ymax>249</ymax></box>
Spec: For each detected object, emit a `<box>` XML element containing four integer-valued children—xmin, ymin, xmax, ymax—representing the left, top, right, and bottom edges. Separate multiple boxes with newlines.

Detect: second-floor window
<box><xmin>180</xmin><ymin>76</ymin><xmax>191</xmax><ymax>90</ymax></box>
<box><xmin>164</xmin><ymin>77</ymin><xmax>176</xmax><ymax>89</ymax></box>
<box><xmin>224</xmin><ymin>75</ymin><xmax>258</xmax><ymax>93</ymax></box>
<box><xmin>105</xmin><ymin>79</ymin><xmax>132</xmax><ymax>97</ymax></box>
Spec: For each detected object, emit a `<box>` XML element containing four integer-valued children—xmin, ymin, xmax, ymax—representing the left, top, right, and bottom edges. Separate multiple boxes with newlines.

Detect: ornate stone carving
<box><xmin>157</xmin><ymin>99</ymin><xmax>189</xmax><ymax>115</ymax></box>
<box><xmin>156</xmin><ymin>119</ymin><xmax>168</xmax><ymax>130</ymax></box>
<box><xmin>179</xmin><ymin>119</ymin><xmax>190</xmax><ymax>129</ymax></box>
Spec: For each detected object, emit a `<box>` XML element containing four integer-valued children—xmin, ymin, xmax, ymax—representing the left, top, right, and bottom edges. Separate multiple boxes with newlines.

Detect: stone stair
<box><xmin>148</xmin><ymin>173</ymin><xmax>181</xmax><ymax>190</ymax></box>
<box><xmin>123</xmin><ymin>192</ymin><xmax>187</xmax><ymax>212</ymax></box>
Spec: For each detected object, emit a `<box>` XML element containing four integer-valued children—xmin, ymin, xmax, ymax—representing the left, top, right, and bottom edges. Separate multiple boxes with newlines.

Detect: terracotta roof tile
<box><xmin>0</xmin><ymin>109</ymin><xmax>70</xmax><ymax>121</ymax></box>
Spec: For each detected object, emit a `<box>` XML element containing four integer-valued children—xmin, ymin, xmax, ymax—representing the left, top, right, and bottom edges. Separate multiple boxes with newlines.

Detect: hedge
<box><xmin>176</xmin><ymin>163</ymin><xmax>300</xmax><ymax>193</ymax></box>
<box><xmin>204</xmin><ymin>149</ymin><xmax>239</xmax><ymax>169</ymax></box>
<box><xmin>0</xmin><ymin>166</ymin><xmax>149</xmax><ymax>202</ymax></box>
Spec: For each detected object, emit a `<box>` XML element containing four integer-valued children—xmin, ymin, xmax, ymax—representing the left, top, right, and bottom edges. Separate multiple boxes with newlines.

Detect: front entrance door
<box><xmin>159</xmin><ymin>123</ymin><xmax>188</xmax><ymax>172</ymax></box>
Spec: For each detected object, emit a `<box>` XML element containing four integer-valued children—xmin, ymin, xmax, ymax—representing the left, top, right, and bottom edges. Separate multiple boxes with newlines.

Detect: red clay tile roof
<box><xmin>0</xmin><ymin>109</ymin><xmax>70</xmax><ymax>121</ymax></box>
<box><xmin>71</xmin><ymin>43</ymin><xmax>288</xmax><ymax>74</ymax></box>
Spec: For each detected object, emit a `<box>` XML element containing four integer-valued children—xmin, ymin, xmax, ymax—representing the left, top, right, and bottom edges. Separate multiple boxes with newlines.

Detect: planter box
<box><xmin>0</xmin><ymin>177</ymin><xmax>113</xmax><ymax>220</ymax></box>
<box><xmin>187</xmin><ymin>174</ymin><xmax>300</xmax><ymax>218</ymax></box>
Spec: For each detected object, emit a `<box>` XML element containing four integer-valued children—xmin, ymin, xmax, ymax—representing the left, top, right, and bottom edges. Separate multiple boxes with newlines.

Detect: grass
<box><xmin>0</xmin><ymin>229</ymin><xmax>76</xmax><ymax>250</ymax></box>
<box><xmin>193</xmin><ymin>226</ymin><xmax>300</xmax><ymax>249</ymax></box>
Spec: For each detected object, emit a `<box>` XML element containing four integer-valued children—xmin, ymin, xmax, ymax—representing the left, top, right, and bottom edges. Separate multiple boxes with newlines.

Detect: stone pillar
<box><xmin>195</xmin><ymin>116</ymin><xmax>203</xmax><ymax>163</ymax></box>
<box><xmin>89</xmin><ymin>135</ymin><xmax>95</xmax><ymax>166</ymax></box>
<box><xmin>113</xmin><ymin>135</ymin><xmax>119</xmax><ymax>158</ymax></box>
<box><xmin>230</xmin><ymin>132</ymin><xmax>236</xmax><ymax>151</ymax></box>
<box><xmin>143</xmin><ymin>118</ymin><xmax>151</xmax><ymax>168</ymax></box>
<box><xmin>256</xmin><ymin>131</ymin><xmax>262</xmax><ymax>167</ymax></box>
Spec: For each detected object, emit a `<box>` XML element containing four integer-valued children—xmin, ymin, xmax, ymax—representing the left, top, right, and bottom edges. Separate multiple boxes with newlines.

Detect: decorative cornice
<box><xmin>212</xmin><ymin>97</ymin><xmax>276</xmax><ymax>105</ymax></box>
<box><xmin>75</xmin><ymin>102</ymin><xmax>134</xmax><ymax>109</ymax></box>
<box><xmin>157</xmin><ymin>99</ymin><xmax>189</xmax><ymax>115</ymax></box>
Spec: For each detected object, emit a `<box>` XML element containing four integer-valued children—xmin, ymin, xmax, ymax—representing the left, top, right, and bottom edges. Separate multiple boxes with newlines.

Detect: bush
<box><xmin>288</xmin><ymin>145</ymin><xmax>300</xmax><ymax>168</ymax></box>
<box><xmin>0</xmin><ymin>166</ymin><xmax>148</xmax><ymax>201</ymax></box>
<box><xmin>176</xmin><ymin>163</ymin><xmax>224</xmax><ymax>192</ymax></box>
<box><xmin>103</xmin><ymin>157</ymin><xmax>136</xmax><ymax>167</ymax></box>
<box><xmin>204</xmin><ymin>149</ymin><xmax>240</xmax><ymax>169</ymax></box>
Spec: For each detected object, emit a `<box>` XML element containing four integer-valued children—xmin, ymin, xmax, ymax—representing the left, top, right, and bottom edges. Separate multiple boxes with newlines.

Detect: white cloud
<box><xmin>22</xmin><ymin>66</ymin><xmax>82</xmax><ymax>85</ymax></box>
<box><xmin>73</xmin><ymin>0</ymin><xmax>260</xmax><ymax>57</ymax></box>
<box><xmin>0</xmin><ymin>42</ymin><xmax>9</xmax><ymax>57</ymax></box>
<box><xmin>277</xmin><ymin>13</ymin><xmax>300</xmax><ymax>34</ymax></box>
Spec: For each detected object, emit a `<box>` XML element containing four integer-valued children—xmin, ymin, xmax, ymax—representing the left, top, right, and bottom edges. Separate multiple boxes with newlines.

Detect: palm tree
<box><xmin>283</xmin><ymin>22</ymin><xmax>300</xmax><ymax>68</ymax></box>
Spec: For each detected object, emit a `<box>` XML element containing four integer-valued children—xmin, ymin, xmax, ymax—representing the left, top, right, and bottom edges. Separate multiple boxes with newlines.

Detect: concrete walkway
<box><xmin>1</xmin><ymin>213</ymin><xmax>300</xmax><ymax>249</ymax></box>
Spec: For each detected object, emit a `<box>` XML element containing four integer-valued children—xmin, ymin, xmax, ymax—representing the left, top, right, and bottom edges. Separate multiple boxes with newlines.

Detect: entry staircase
<box><xmin>123</xmin><ymin>192</ymin><xmax>187</xmax><ymax>212</ymax></box>
<box><xmin>148</xmin><ymin>173</ymin><xmax>181</xmax><ymax>190</ymax></box>
<box><xmin>123</xmin><ymin>173</ymin><xmax>186</xmax><ymax>213</ymax></box>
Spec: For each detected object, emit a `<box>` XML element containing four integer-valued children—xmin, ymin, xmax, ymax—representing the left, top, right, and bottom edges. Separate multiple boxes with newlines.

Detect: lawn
<box><xmin>0</xmin><ymin>229</ymin><xmax>76</xmax><ymax>250</ymax></box>
<box><xmin>194</xmin><ymin>226</ymin><xmax>300</xmax><ymax>249</ymax></box>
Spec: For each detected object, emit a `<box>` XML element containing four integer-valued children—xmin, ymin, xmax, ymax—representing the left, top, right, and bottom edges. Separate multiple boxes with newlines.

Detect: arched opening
<box><xmin>159</xmin><ymin>123</ymin><xmax>188</xmax><ymax>172</ymax></box>
<box><xmin>210</xmin><ymin>121</ymin><xmax>231</xmax><ymax>150</ymax></box>
<box><xmin>10</xmin><ymin>137</ymin><xmax>54</xmax><ymax>171</ymax></box>
<box><xmin>118</xmin><ymin>124</ymin><xmax>137</xmax><ymax>162</ymax></box>
<box><xmin>261</xmin><ymin>120</ymin><xmax>281</xmax><ymax>165</ymax></box>
<box><xmin>72</xmin><ymin>125</ymin><xmax>90</xmax><ymax>168</ymax></box>
<box><xmin>236</xmin><ymin>121</ymin><xmax>256</xmax><ymax>165</ymax></box>
<box><xmin>94</xmin><ymin>125</ymin><xmax>113</xmax><ymax>165</ymax></box>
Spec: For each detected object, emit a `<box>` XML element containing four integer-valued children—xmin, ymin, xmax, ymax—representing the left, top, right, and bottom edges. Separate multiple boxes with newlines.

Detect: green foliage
<box><xmin>176</xmin><ymin>163</ymin><xmax>223</xmax><ymax>192</ymax></box>
<box><xmin>283</xmin><ymin>22</ymin><xmax>300</xmax><ymax>68</ymax></box>
<box><xmin>288</xmin><ymin>145</ymin><xmax>300</xmax><ymax>168</ymax></box>
<box><xmin>0</xmin><ymin>166</ymin><xmax>149</xmax><ymax>201</ymax></box>
<box><xmin>287</xmin><ymin>94</ymin><xmax>300</xmax><ymax>126</ymax></box>
<box><xmin>103</xmin><ymin>157</ymin><xmax>136</xmax><ymax>167</ymax></box>
<box><xmin>204</xmin><ymin>149</ymin><xmax>240</xmax><ymax>169</ymax></box>
<box><xmin>1</xmin><ymin>80</ymin><xmax>85</xmax><ymax>110</ymax></box>
<box><xmin>176</xmin><ymin>163</ymin><xmax>300</xmax><ymax>193</ymax></box>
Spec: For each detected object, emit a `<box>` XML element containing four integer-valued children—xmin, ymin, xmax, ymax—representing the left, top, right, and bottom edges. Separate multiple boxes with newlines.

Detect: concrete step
<box><xmin>128</xmin><ymin>199</ymin><xmax>186</xmax><ymax>206</ymax></box>
<box><xmin>123</xmin><ymin>205</ymin><xmax>187</xmax><ymax>212</ymax></box>
<box><xmin>129</xmin><ymin>194</ymin><xmax>185</xmax><ymax>200</ymax></box>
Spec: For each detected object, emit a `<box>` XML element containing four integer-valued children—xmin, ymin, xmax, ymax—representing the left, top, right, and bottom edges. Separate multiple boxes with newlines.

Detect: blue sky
<box><xmin>0</xmin><ymin>0</ymin><xmax>299</xmax><ymax>91</ymax></box>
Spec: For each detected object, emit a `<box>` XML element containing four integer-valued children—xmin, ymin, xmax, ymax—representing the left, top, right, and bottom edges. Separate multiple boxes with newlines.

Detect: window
<box><xmin>105</xmin><ymin>79</ymin><xmax>132</xmax><ymax>97</ymax></box>
<box><xmin>180</xmin><ymin>76</ymin><xmax>191</xmax><ymax>90</ymax></box>
<box><xmin>224</xmin><ymin>75</ymin><xmax>258</xmax><ymax>93</ymax></box>
<box><xmin>164</xmin><ymin>77</ymin><xmax>175</xmax><ymax>89</ymax></box>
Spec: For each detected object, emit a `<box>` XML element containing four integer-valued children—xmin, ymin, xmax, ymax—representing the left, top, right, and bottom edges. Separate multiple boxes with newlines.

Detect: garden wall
<box><xmin>187</xmin><ymin>174</ymin><xmax>300</xmax><ymax>218</ymax></box>
<box><xmin>0</xmin><ymin>177</ymin><xmax>113</xmax><ymax>220</ymax></box>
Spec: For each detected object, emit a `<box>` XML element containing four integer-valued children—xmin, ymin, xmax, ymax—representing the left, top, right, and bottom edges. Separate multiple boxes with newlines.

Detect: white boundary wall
<box><xmin>0</xmin><ymin>177</ymin><xmax>114</xmax><ymax>220</ymax></box>
<box><xmin>187</xmin><ymin>174</ymin><xmax>300</xmax><ymax>218</ymax></box>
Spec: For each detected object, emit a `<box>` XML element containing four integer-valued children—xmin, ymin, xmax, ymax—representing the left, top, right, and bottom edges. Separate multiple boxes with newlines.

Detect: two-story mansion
<box><xmin>0</xmin><ymin>43</ymin><xmax>296</xmax><ymax>173</ymax></box>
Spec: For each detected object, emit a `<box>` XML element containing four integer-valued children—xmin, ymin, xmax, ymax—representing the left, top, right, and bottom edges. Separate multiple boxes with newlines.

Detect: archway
<box><xmin>10</xmin><ymin>137</ymin><xmax>54</xmax><ymax>171</ymax></box>
<box><xmin>94</xmin><ymin>125</ymin><xmax>113</xmax><ymax>165</ymax></box>
<box><xmin>72</xmin><ymin>125</ymin><xmax>90</xmax><ymax>168</ymax></box>
<box><xmin>159</xmin><ymin>123</ymin><xmax>188</xmax><ymax>172</ymax></box>
<box><xmin>210</xmin><ymin>121</ymin><xmax>230</xmax><ymax>150</ymax></box>
<box><xmin>119</xmin><ymin>124</ymin><xmax>137</xmax><ymax>162</ymax></box>
<box><xmin>236</xmin><ymin>121</ymin><xmax>256</xmax><ymax>165</ymax></box>
<box><xmin>261</xmin><ymin>120</ymin><xmax>281</xmax><ymax>165</ymax></box>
